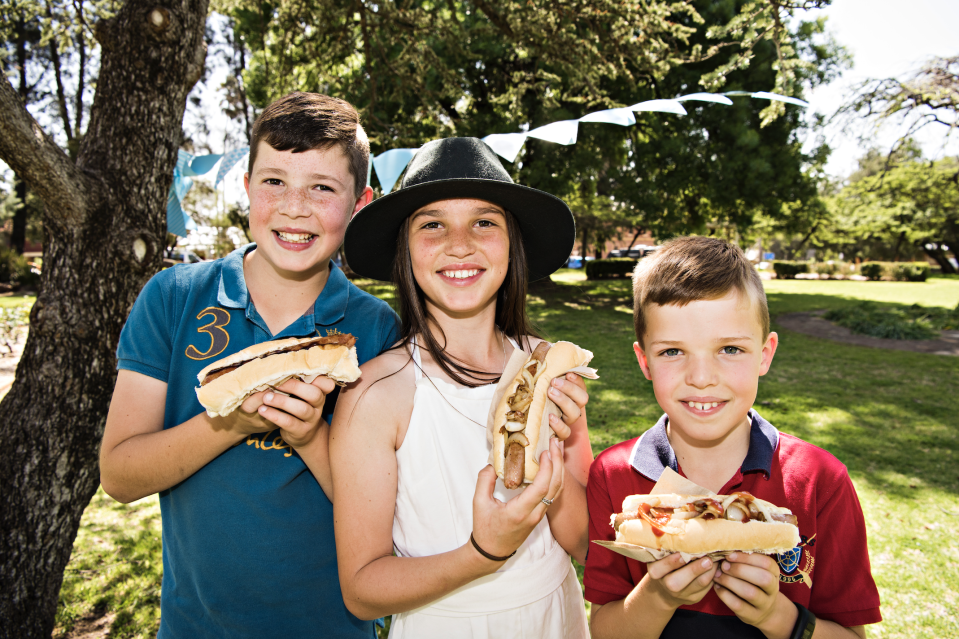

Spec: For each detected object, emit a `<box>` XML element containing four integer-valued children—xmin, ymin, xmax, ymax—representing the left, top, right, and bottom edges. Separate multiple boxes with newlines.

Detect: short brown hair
<box><xmin>248</xmin><ymin>92</ymin><xmax>370</xmax><ymax>197</ymax></box>
<box><xmin>632</xmin><ymin>236</ymin><xmax>769</xmax><ymax>346</ymax></box>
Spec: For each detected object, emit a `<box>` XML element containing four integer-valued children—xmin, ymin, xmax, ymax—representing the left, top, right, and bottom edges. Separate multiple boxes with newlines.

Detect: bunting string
<box><xmin>167</xmin><ymin>91</ymin><xmax>808</xmax><ymax>235</ymax></box>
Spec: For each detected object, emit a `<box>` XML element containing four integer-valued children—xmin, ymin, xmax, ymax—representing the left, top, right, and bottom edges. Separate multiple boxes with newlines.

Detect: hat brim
<box><xmin>344</xmin><ymin>178</ymin><xmax>576</xmax><ymax>282</ymax></box>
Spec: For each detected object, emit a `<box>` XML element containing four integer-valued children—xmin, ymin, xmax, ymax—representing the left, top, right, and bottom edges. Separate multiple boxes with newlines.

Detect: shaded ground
<box><xmin>778</xmin><ymin>311</ymin><xmax>959</xmax><ymax>356</ymax></box>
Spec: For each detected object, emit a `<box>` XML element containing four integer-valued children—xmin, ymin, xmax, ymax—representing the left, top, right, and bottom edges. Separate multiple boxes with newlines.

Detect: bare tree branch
<box><xmin>0</xmin><ymin>76</ymin><xmax>94</xmax><ymax>228</ymax></box>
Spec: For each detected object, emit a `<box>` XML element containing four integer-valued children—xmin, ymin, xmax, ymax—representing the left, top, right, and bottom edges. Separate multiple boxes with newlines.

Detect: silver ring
<box><xmin>541</xmin><ymin>497</ymin><xmax>553</xmax><ymax>506</ymax></box>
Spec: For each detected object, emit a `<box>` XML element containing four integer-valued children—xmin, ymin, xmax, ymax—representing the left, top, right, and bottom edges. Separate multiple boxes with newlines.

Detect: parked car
<box><xmin>608</xmin><ymin>245</ymin><xmax>659</xmax><ymax>259</ymax></box>
<box><xmin>166</xmin><ymin>250</ymin><xmax>204</xmax><ymax>264</ymax></box>
<box><xmin>565</xmin><ymin>255</ymin><xmax>596</xmax><ymax>269</ymax></box>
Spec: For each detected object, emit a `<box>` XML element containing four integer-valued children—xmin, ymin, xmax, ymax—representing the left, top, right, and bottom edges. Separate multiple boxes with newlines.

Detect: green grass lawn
<box><xmin>57</xmin><ymin>274</ymin><xmax>959</xmax><ymax>638</ymax></box>
<box><xmin>0</xmin><ymin>293</ymin><xmax>35</xmax><ymax>308</ymax></box>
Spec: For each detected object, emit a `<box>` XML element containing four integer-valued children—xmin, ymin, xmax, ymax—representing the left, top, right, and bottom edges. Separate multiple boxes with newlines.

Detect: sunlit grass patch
<box><xmin>56</xmin><ymin>490</ymin><xmax>162</xmax><ymax>639</ymax></box>
<box><xmin>0</xmin><ymin>293</ymin><xmax>35</xmax><ymax>309</ymax></box>
<box><xmin>60</xmin><ymin>274</ymin><xmax>959</xmax><ymax>638</ymax></box>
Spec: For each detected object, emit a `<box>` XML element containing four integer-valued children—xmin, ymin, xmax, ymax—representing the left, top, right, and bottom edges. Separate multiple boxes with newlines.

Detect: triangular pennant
<box><xmin>188</xmin><ymin>154</ymin><xmax>223</xmax><ymax>176</ymax></box>
<box><xmin>750</xmin><ymin>92</ymin><xmax>810</xmax><ymax>108</ymax></box>
<box><xmin>167</xmin><ymin>187</ymin><xmax>190</xmax><ymax>236</ymax></box>
<box><xmin>373</xmin><ymin>148</ymin><xmax>418</xmax><ymax>194</ymax></box>
<box><xmin>578</xmin><ymin>108</ymin><xmax>636</xmax><ymax>126</ymax></box>
<box><xmin>482</xmin><ymin>133</ymin><xmax>529</xmax><ymax>163</ymax></box>
<box><xmin>629</xmin><ymin>100</ymin><xmax>687</xmax><ymax>116</ymax></box>
<box><xmin>215</xmin><ymin>147</ymin><xmax>250</xmax><ymax>188</ymax></box>
<box><xmin>676</xmin><ymin>93</ymin><xmax>734</xmax><ymax>105</ymax></box>
<box><xmin>527</xmin><ymin>120</ymin><xmax>579</xmax><ymax>145</ymax></box>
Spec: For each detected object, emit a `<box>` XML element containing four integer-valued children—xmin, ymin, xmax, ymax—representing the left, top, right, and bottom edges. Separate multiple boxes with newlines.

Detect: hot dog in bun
<box><xmin>492</xmin><ymin>340</ymin><xmax>594</xmax><ymax>489</ymax></box>
<box><xmin>611</xmin><ymin>492</ymin><xmax>800</xmax><ymax>555</ymax></box>
<box><xmin>195</xmin><ymin>333</ymin><xmax>361</xmax><ymax>417</ymax></box>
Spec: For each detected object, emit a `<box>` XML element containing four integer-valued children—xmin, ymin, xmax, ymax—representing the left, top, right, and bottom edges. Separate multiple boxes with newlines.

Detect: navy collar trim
<box><xmin>629</xmin><ymin>410</ymin><xmax>779</xmax><ymax>482</ymax></box>
<box><xmin>217</xmin><ymin>243</ymin><xmax>350</xmax><ymax>327</ymax></box>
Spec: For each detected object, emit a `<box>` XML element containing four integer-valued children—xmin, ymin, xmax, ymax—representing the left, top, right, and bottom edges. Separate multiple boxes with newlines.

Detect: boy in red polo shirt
<box><xmin>585</xmin><ymin>236</ymin><xmax>881</xmax><ymax>639</ymax></box>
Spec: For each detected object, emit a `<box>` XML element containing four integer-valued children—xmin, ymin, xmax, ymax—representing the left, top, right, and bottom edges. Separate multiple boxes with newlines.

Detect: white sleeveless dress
<box><xmin>388</xmin><ymin>339</ymin><xmax>589</xmax><ymax>639</ymax></box>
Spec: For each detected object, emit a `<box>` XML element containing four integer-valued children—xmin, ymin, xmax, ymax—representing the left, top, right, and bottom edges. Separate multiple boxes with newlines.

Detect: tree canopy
<box><xmin>209</xmin><ymin>0</ymin><xmax>839</xmax><ymax>253</ymax></box>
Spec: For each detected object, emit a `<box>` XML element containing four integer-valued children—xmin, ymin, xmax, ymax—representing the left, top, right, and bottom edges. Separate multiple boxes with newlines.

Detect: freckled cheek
<box><xmin>409</xmin><ymin>237</ymin><xmax>443</xmax><ymax>279</ymax></box>
<box><xmin>249</xmin><ymin>191</ymin><xmax>281</xmax><ymax>222</ymax></box>
<box><xmin>478</xmin><ymin>236</ymin><xmax>510</xmax><ymax>270</ymax></box>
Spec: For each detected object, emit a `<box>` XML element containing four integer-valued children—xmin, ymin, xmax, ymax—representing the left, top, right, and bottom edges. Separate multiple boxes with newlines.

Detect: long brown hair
<box><xmin>392</xmin><ymin>209</ymin><xmax>540</xmax><ymax>387</ymax></box>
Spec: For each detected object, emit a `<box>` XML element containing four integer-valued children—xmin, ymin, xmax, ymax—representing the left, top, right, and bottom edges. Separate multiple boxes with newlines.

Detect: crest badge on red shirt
<box><xmin>777</xmin><ymin>534</ymin><xmax>815</xmax><ymax>588</ymax></box>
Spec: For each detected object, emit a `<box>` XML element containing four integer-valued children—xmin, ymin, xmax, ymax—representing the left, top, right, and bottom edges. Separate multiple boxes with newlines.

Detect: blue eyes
<box><xmin>659</xmin><ymin>346</ymin><xmax>743</xmax><ymax>357</ymax></box>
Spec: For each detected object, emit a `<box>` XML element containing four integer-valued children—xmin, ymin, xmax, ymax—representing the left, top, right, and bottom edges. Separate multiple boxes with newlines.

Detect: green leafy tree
<box><xmin>828</xmin><ymin>156</ymin><xmax>959</xmax><ymax>273</ymax></box>
<box><xmin>213</xmin><ymin>0</ymin><xmax>839</xmax><ymax>254</ymax></box>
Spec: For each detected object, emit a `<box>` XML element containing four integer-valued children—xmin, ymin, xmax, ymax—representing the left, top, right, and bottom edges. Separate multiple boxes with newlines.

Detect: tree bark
<box><xmin>0</xmin><ymin>0</ymin><xmax>208</xmax><ymax>636</ymax></box>
<box><xmin>11</xmin><ymin>177</ymin><xmax>27</xmax><ymax>255</ymax></box>
<box><xmin>922</xmin><ymin>243</ymin><xmax>957</xmax><ymax>274</ymax></box>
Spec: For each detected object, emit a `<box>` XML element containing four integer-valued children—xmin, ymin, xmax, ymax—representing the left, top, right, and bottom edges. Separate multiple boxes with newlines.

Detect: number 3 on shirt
<box><xmin>185</xmin><ymin>307</ymin><xmax>231</xmax><ymax>360</ymax></box>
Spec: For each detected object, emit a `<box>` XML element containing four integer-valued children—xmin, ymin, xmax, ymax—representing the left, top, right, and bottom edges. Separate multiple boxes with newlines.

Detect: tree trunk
<box><xmin>922</xmin><ymin>243</ymin><xmax>957</xmax><ymax>274</ymax></box>
<box><xmin>11</xmin><ymin>177</ymin><xmax>27</xmax><ymax>255</ymax></box>
<box><xmin>0</xmin><ymin>0</ymin><xmax>208</xmax><ymax>636</ymax></box>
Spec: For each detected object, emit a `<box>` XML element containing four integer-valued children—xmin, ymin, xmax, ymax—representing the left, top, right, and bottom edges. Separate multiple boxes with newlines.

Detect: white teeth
<box><xmin>689</xmin><ymin>402</ymin><xmax>721</xmax><ymax>411</ymax></box>
<box><xmin>444</xmin><ymin>269</ymin><xmax>479</xmax><ymax>279</ymax></box>
<box><xmin>276</xmin><ymin>231</ymin><xmax>314</xmax><ymax>243</ymax></box>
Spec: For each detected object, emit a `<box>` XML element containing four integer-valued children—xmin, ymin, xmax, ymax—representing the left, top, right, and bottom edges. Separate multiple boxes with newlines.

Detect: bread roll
<box><xmin>195</xmin><ymin>336</ymin><xmax>360</xmax><ymax>417</ymax></box>
<box><xmin>492</xmin><ymin>341</ymin><xmax>593</xmax><ymax>485</ymax></box>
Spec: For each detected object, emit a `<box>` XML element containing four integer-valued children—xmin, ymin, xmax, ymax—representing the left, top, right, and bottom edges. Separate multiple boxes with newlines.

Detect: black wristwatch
<box><xmin>790</xmin><ymin>602</ymin><xmax>817</xmax><ymax>639</ymax></box>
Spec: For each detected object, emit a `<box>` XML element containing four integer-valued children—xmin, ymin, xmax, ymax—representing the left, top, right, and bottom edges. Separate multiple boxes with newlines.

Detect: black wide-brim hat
<box><xmin>345</xmin><ymin>137</ymin><xmax>575</xmax><ymax>282</ymax></box>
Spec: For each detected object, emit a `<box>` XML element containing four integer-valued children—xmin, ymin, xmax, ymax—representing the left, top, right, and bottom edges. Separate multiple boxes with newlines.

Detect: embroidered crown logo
<box><xmin>325</xmin><ymin>328</ymin><xmax>343</xmax><ymax>337</ymax></box>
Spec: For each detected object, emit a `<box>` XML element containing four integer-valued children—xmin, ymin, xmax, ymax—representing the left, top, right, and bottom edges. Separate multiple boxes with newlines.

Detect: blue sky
<box><xmin>803</xmin><ymin>0</ymin><xmax>959</xmax><ymax>177</ymax></box>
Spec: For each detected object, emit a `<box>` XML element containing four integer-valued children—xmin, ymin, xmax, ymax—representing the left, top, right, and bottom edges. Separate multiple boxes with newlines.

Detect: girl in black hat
<box><xmin>328</xmin><ymin>138</ymin><xmax>591</xmax><ymax>637</ymax></box>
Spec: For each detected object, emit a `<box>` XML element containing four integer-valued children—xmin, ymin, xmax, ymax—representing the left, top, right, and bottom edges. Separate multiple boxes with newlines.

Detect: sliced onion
<box><xmin>725</xmin><ymin>504</ymin><xmax>749</xmax><ymax>523</ymax></box>
<box><xmin>507</xmin><ymin>432</ymin><xmax>530</xmax><ymax>447</ymax></box>
<box><xmin>509</xmin><ymin>389</ymin><xmax>533</xmax><ymax>412</ymax></box>
<box><xmin>521</xmin><ymin>369</ymin><xmax>535</xmax><ymax>388</ymax></box>
<box><xmin>505</xmin><ymin>421</ymin><xmax>526</xmax><ymax>432</ymax></box>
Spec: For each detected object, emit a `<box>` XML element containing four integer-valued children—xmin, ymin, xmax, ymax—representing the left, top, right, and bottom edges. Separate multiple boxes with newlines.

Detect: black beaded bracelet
<box><xmin>790</xmin><ymin>602</ymin><xmax>817</xmax><ymax>639</ymax></box>
<box><xmin>469</xmin><ymin>533</ymin><xmax>516</xmax><ymax>562</ymax></box>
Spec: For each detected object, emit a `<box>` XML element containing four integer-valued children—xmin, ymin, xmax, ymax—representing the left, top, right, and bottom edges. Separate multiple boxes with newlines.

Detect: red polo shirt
<box><xmin>585</xmin><ymin>411</ymin><xmax>881</xmax><ymax>636</ymax></box>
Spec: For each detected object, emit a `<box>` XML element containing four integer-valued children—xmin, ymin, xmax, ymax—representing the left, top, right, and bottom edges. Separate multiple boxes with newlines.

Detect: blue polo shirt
<box><xmin>585</xmin><ymin>411</ymin><xmax>881</xmax><ymax>635</ymax></box>
<box><xmin>116</xmin><ymin>245</ymin><xmax>400</xmax><ymax>639</ymax></box>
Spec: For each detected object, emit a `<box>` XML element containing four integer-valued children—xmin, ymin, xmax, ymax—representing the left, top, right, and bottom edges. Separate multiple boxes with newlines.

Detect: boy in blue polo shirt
<box><xmin>100</xmin><ymin>93</ymin><xmax>400</xmax><ymax>638</ymax></box>
<box><xmin>586</xmin><ymin>236</ymin><xmax>881</xmax><ymax>639</ymax></box>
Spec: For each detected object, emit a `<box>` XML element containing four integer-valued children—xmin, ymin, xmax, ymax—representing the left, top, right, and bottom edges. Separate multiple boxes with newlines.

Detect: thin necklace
<box><xmin>499</xmin><ymin>327</ymin><xmax>507</xmax><ymax>375</ymax></box>
<box><xmin>412</xmin><ymin>328</ymin><xmax>514</xmax><ymax>430</ymax></box>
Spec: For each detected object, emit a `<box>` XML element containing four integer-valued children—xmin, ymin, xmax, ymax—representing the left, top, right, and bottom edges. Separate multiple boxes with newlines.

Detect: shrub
<box><xmin>824</xmin><ymin>301</ymin><xmax>959</xmax><ymax>339</ymax></box>
<box><xmin>859</xmin><ymin>261</ymin><xmax>930</xmax><ymax>282</ymax></box>
<box><xmin>860</xmin><ymin>263</ymin><xmax>884</xmax><ymax>280</ymax></box>
<box><xmin>892</xmin><ymin>263</ymin><xmax>929</xmax><ymax>282</ymax></box>
<box><xmin>0</xmin><ymin>304</ymin><xmax>30</xmax><ymax>354</ymax></box>
<box><xmin>585</xmin><ymin>258</ymin><xmax>638</xmax><ymax>280</ymax></box>
<box><xmin>0</xmin><ymin>246</ymin><xmax>41</xmax><ymax>290</ymax></box>
<box><xmin>814</xmin><ymin>262</ymin><xmax>838</xmax><ymax>279</ymax></box>
<box><xmin>772</xmin><ymin>261</ymin><xmax>809</xmax><ymax>279</ymax></box>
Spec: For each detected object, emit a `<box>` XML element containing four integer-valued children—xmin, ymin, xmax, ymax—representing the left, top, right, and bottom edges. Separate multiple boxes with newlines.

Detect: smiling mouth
<box><xmin>682</xmin><ymin>401</ymin><xmax>726</xmax><ymax>412</ymax></box>
<box><xmin>274</xmin><ymin>230</ymin><xmax>316</xmax><ymax>244</ymax></box>
<box><xmin>440</xmin><ymin>269</ymin><xmax>481</xmax><ymax>280</ymax></box>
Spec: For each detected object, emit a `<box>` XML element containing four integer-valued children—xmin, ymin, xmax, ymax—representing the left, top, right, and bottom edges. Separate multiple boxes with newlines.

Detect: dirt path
<box><xmin>776</xmin><ymin>311</ymin><xmax>959</xmax><ymax>356</ymax></box>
